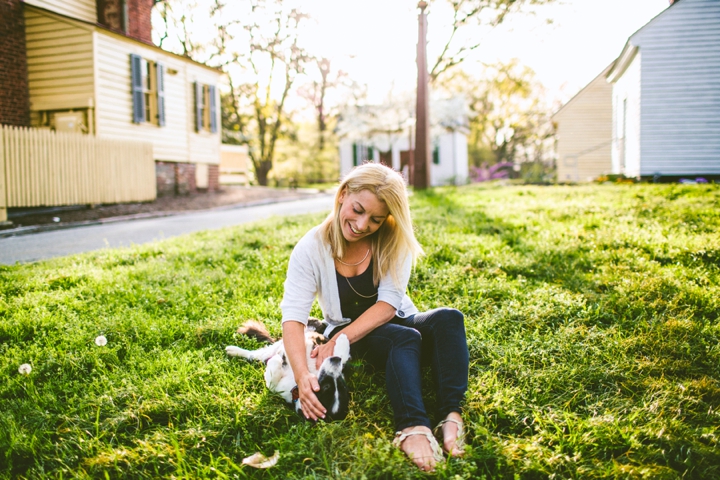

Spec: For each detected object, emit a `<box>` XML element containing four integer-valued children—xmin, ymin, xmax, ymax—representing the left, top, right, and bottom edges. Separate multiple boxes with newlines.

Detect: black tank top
<box><xmin>336</xmin><ymin>262</ymin><xmax>378</xmax><ymax>321</ymax></box>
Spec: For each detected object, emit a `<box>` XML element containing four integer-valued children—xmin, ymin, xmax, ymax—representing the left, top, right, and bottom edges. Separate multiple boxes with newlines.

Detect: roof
<box><xmin>552</xmin><ymin>62</ymin><xmax>615</xmax><ymax>119</ymax></box>
<box><xmin>606</xmin><ymin>1</ymin><xmax>677</xmax><ymax>82</ymax></box>
<box><xmin>24</xmin><ymin>3</ymin><xmax>222</xmax><ymax>74</ymax></box>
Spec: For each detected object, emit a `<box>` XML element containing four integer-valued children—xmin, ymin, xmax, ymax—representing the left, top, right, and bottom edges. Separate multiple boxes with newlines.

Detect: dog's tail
<box><xmin>237</xmin><ymin>320</ymin><xmax>275</xmax><ymax>344</ymax></box>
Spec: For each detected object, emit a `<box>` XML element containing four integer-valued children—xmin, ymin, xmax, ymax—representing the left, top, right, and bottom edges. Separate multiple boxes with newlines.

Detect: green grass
<box><xmin>1</xmin><ymin>183</ymin><xmax>719</xmax><ymax>479</ymax></box>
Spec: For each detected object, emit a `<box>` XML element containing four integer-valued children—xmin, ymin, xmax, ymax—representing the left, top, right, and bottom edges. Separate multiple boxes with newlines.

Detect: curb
<box><xmin>0</xmin><ymin>192</ymin><xmax>334</xmax><ymax>239</ymax></box>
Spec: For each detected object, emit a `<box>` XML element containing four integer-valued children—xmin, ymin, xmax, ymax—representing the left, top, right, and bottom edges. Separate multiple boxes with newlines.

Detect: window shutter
<box><xmin>352</xmin><ymin>143</ymin><xmax>358</xmax><ymax>166</ymax></box>
<box><xmin>156</xmin><ymin>63</ymin><xmax>166</xmax><ymax>127</ymax></box>
<box><xmin>130</xmin><ymin>54</ymin><xmax>144</xmax><ymax>124</ymax></box>
<box><xmin>367</xmin><ymin>146</ymin><xmax>374</xmax><ymax>162</ymax></box>
<box><xmin>432</xmin><ymin>145</ymin><xmax>440</xmax><ymax>165</ymax></box>
<box><xmin>194</xmin><ymin>82</ymin><xmax>203</xmax><ymax>132</ymax></box>
<box><xmin>208</xmin><ymin>85</ymin><xmax>217</xmax><ymax>133</ymax></box>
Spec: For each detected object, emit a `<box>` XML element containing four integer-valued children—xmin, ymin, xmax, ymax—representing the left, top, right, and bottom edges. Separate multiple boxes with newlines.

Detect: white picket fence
<box><xmin>0</xmin><ymin>125</ymin><xmax>156</xmax><ymax>222</ymax></box>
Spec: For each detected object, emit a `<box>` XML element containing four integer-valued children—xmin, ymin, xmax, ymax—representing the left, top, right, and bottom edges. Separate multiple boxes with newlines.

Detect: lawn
<box><xmin>1</xmin><ymin>183</ymin><xmax>719</xmax><ymax>479</ymax></box>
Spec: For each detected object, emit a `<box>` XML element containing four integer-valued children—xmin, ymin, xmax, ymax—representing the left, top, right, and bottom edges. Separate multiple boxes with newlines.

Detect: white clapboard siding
<box><xmin>611</xmin><ymin>53</ymin><xmax>642</xmax><ymax>177</ymax></box>
<box><xmin>24</xmin><ymin>8</ymin><xmax>95</xmax><ymax>113</ymax></box>
<box><xmin>553</xmin><ymin>66</ymin><xmax>613</xmax><ymax>182</ymax></box>
<box><xmin>613</xmin><ymin>0</ymin><xmax>720</xmax><ymax>176</ymax></box>
<box><xmin>0</xmin><ymin>126</ymin><xmax>155</xmax><ymax>208</ymax></box>
<box><xmin>94</xmin><ymin>32</ymin><xmax>220</xmax><ymax>164</ymax></box>
<box><xmin>23</xmin><ymin>0</ymin><xmax>96</xmax><ymax>24</ymax></box>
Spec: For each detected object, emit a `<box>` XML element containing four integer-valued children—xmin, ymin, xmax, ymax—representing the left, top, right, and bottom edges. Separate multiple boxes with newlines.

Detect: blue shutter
<box><xmin>208</xmin><ymin>84</ymin><xmax>217</xmax><ymax>133</ymax></box>
<box><xmin>156</xmin><ymin>63</ymin><xmax>165</xmax><ymax>127</ymax></box>
<box><xmin>130</xmin><ymin>54</ymin><xmax>144</xmax><ymax>124</ymax></box>
<box><xmin>194</xmin><ymin>82</ymin><xmax>203</xmax><ymax>132</ymax></box>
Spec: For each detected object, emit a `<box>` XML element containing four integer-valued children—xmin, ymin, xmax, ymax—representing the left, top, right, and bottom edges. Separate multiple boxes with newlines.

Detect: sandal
<box><xmin>434</xmin><ymin>418</ymin><xmax>466</xmax><ymax>456</ymax></box>
<box><xmin>393</xmin><ymin>428</ymin><xmax>445</xmax><ymax>472</ymax></box>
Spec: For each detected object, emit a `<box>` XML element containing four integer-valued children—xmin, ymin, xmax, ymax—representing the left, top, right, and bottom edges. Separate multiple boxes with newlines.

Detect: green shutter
<box><xmin>156</xmin><ymin>63</ymin><xmax>165</xmax><ymax>127</ymax></box>
<box><xmin>352</xmin><ymin>143</ymin><xmax>358</xmax><ymax>166</ymax></box>
<box><xmin>130</xmin><ymin>54</ymin><xmax>144</xmax><ymax>124</ymax></box>
<box><xmin>209</xmin><ymin>85</ymin><xmax>217</xmax><ymax>133</ymax></box>
<box><xmin>433</xmin><ymin>145</ymin><xmax>440</xmax><ymax>165</ymax></box>
<box><xmin>195</xmin><ymin>82</ymin><xmax>203</xmax><ymax>132</ymax></box>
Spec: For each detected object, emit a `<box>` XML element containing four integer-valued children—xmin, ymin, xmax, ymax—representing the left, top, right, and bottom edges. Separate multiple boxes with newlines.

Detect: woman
<box><xmin>280</xmin><ymin>163</ymin><xmax>469</xmax><ymax>472</ymax></box>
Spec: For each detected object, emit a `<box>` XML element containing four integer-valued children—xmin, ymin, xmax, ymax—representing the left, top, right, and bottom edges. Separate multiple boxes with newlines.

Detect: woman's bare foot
<box><xmin>438</xmin><ymin>412</ymin><xmax>465</xmax><ymax>457</ymax></box>
<box><xmin>394</xmin><ymin>426</ymin><xmax>442</xmax><ymax>472</ymax></box>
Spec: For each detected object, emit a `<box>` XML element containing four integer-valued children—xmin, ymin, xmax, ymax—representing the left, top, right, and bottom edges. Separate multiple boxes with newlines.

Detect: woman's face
<box><xmin>338</xmin><ymin>188</ymin><xmax>389</xmax><ymax>243</ymax></box>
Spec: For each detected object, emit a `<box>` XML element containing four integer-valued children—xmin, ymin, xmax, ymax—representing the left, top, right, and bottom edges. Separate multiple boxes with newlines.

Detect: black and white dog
<box><xmin>225</xmin><ymin>319</ymin><xmax>350</xmax><ymax>421</ymax></box>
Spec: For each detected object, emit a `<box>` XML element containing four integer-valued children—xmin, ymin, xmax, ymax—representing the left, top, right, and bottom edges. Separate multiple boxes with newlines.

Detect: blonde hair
<box><xmin>320</xmin><ymin>162</ymin><xmax>424</xmax><ymax>288</ymax></box>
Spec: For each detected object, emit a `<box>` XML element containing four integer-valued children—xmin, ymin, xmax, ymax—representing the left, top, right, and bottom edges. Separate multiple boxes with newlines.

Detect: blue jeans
<box><xmin>336</xmin><ymin>307</ymin><xmax>469</xmax><ymax>431</ymax></box>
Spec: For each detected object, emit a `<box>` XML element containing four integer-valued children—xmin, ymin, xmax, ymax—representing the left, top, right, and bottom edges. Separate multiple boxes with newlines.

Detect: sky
<box><xmin>298</xmin><ymin>0</ymin><xmax>671</xmax><ymax>105</ymax></box>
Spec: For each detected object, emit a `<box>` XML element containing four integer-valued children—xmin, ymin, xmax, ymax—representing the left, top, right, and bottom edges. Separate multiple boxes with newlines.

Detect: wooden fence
<box><xmin>0</xmin><ymin>125</ymin><xmax>156</xmax><ymax>223</ymax></box>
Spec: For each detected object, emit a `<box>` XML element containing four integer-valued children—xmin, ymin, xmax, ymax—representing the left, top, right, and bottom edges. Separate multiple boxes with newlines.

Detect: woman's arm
<box><xmin>311</xmin><ymin>300</ymin><xmax>396</xmax><ymax>369</ymax></box>
<box><xmin>282</xmin><ymin>320</ymin><xmax>328</xmax><ymax>421</ymax></box>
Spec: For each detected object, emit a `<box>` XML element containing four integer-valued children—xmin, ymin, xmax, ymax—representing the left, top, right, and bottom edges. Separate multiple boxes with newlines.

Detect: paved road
<box><xmin>0</xmin><ymin>195</ymin><xmax>334</xmax><ymax>265</ymax></box>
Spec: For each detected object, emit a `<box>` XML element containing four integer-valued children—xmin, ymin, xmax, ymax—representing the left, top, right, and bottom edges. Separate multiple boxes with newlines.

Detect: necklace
<box><xmin>345</xmin><ymin>275</ymin><xmax>378</xmax><ymax>299</ymax></box>
<box><xmin>336</xmin><ymin>248</ymin><xmax>370</xmax><ymax>266</ymax></box>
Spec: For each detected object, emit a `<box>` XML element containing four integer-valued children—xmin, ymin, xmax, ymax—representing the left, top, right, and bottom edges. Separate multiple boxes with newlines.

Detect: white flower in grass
<box><xmin>242</xmin><ymin>450</ymin><xmax>279</xmax><ymax>469</ymax></box>
<box><xmin>18</xmin><ymin>363</ymin><xmax>32</xmax><ymax>375</ymax></box>
<box><xmin>95</xmin><ymin>335</ymin><xmax>108</xmax><ymax>347</ymax></box>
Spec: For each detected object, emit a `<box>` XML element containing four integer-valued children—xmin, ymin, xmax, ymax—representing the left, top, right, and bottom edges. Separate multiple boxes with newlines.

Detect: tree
<box><xmin>438</xmin><ymin>60</ymin><xmax>556</xmax><ymax>178</ymax></box>
<box><xmin>427</xmin><ymin>0</ymin><xmax>557</xmax><ymax>85</ymax></box>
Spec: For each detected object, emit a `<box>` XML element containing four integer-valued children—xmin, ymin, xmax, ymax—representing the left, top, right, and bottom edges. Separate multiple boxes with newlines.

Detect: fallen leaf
<box><xmin>242</xmin><ymin>450</ymin><xmax>279</xmax><ymax>469</ymax></box>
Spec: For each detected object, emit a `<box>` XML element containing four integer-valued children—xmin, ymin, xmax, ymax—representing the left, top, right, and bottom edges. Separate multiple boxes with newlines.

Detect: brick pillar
<box><xmin>155</xmin><ymin>161</ymin><xmax>176</xmax><ymax>197</ymax></box>
<box><xmin>0</xmin><ymin>0</ymin><xmax>30</xmax><ymax>127</ymax></box>
<box><xmin>208</xmin><ymin>165</ymin><xmax>220</xmax><ymax>192</ymax></box>
<box><xmin>175</xmin><ymin>162</ymin><xmax>197</xmax><ymax>195</ymax></box>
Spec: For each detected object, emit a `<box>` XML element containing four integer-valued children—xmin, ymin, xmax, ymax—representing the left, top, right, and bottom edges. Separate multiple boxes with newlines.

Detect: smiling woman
<box><xmin>279</xmin><ymin>162</ymin><xmax>470</xmax><ymax>472</ymax></box>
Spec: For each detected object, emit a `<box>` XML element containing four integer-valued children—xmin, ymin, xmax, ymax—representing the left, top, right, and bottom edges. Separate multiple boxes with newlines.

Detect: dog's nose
<box><xmin>329</xmin><ymin>356</ymin><xmax>341</xmax><ymax>366</ymax></box>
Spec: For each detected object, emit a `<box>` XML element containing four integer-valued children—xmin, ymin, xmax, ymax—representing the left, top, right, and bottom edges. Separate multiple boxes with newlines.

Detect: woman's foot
<box><xmin>393</xmin><ymin>426</ymin><xmax>444</xmax><ymax>472</ymax></box>
<box><xmin>435</xmin><ymin>412</ymin><xmax>465</xmax><ymax>457</ymax></box>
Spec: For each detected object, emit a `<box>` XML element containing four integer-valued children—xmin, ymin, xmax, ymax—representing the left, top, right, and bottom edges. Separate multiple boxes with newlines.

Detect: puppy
<box><xmin>226</xmin><ymin>319</ymin><xmax>350</xmax><ymax>421</ymax></box>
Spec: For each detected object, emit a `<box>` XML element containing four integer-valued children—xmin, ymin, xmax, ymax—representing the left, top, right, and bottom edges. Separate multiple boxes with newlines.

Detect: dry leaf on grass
<box><xmin>242</xmin><ymin>450</ymin><xmax>279</xmax><ymax>468</ymax></box>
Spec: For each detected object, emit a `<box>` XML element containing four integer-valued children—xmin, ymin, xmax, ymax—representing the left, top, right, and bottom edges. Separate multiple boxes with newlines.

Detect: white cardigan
<box><xmin>280</xmin><ymin>226</ymin><xmax>418</xmax><ymax>337</ymax></box>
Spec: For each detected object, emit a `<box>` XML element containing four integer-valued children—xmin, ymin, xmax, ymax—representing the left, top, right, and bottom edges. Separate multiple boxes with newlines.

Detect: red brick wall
<box><xmin>96</xmin><ymin>0</ymin><xmax>152</xmax><ymax>44</ymax></box>
<box><xmin>156</xmin><ymin>161</ymin><xmax>204</xmax><ymax>196</ymax></box>
<box><xmin>126</xmin><ymin>0</ymin><xmax>152</xmax><ymax>44</ymax></box>
<box><xmin>0</xmin><ymin>0</ymin><xmax>30</xmax><ymax>126</ymax></box>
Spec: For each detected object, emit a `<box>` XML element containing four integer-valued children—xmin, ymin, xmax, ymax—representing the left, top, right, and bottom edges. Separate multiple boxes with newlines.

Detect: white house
<box><xmin>337</xmin><ymin>96</ymin><xmax>470</xmax><ymax>186</ymax></box>
<box><xmin>606</xmin><ymin>0</ymin><xmax>720</xmax><ymax>180</ymax></box>
<box><xmin>4</xmin><ymin>0</ymin><xmax>222</xmax><ymax>195</ymax></box>
<box><xmin>552</xmin><ymin>64</ymin><xmax>614</xmax><ymax>182</ymax></box>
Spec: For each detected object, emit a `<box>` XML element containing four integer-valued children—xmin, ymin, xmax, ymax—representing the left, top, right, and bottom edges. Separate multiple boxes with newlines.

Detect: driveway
<box><xmin>0</xmin><ymin>194</ymin><xmax>334</xmax><ymax>265</ymax></box>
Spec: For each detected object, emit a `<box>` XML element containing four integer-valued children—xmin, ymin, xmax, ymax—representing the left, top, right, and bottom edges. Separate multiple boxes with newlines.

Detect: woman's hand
<box><xmin>296</xmin><ymin>371</ymin><xmax>326</xmax><ymax>421</ymax></box>
<box><xmin>310</xmin><ymin>338</ymin><xmax>336</xmax><ymax>370</ymax></box>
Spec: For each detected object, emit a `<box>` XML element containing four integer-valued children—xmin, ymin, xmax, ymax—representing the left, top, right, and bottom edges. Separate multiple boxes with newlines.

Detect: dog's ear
<box><xmin>306</xmin><ymin>317</ymin><xmax>327</xmax><ymax>335</ymax></box>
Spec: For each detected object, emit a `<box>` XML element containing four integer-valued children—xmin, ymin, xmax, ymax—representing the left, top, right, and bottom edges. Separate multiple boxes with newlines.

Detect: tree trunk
<box><xmin>255</xmin><ymin>159</ymin><xmax>272</xmax><ymax>186</ymax></box>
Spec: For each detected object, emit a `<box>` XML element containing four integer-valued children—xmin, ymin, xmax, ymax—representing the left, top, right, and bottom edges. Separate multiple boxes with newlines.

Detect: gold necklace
<box><xmin>345</xmin><ymin>275</ymin><xmax>378</xmax><ymax>299</ymax></box>
<box><xmin>336</xmin><ymin>248</ymin><xmax>370</xmax><ymax>266</ymax></box>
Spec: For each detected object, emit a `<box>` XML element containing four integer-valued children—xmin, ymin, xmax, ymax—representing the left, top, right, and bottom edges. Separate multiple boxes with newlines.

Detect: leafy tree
<box><xmin>438</xmin><ymin>60</ymin><xmax>556</xmax><ymax>178</ymax></box>
<box><xmin>427</xmin><ymin>0</ymin><xmax>557</xmax><ymax>85</ymax></box>
<box><xmin>154</xmin><ymin>0</ymin><xmax>310</xmax><ymax>186</ymax></box>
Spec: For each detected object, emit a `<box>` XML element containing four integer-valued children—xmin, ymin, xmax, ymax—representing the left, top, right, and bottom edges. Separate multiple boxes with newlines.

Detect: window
<box><xmin>195</xmin><ymin>82</ymin><xmax>217</xmax><ymax>133</ymax></box>
<box><xmin>130</xmin><ymin>54</ymin><xmax>165</xmax><ymax>126</ymax></box>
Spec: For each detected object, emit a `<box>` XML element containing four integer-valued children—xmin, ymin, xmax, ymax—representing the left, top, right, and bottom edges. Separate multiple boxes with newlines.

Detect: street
<box><xmin>0</xmin><ymin>195</ymin><xmax>334</xmax><ymax>265</ymax></box>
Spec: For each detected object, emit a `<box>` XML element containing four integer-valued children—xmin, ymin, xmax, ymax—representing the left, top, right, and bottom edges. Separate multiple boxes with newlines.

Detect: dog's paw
<box><xmin>333</xmin><ymin>334</ymin><xmax>350</xmax><ymax>363</ymax></box>
<box><xmin>225</xmin><ymin>345</ymin><xmax>247</xmax><ymax>357</ymax></box>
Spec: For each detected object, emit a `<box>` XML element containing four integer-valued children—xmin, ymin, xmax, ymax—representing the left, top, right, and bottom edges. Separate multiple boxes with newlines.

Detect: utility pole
<box><xmin>414</xmin><ymin>1</ymin><xmax>430</xmax><ymax>190</ymax></box>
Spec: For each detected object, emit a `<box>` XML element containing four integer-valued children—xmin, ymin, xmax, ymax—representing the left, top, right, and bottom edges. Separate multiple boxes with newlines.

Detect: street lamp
<box><xmin>414</xmin><ymin>0</ymin><xmax>431</xmax><ymax>190</ymax></box>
